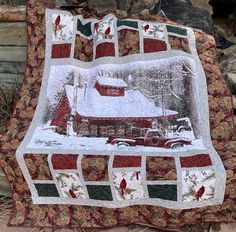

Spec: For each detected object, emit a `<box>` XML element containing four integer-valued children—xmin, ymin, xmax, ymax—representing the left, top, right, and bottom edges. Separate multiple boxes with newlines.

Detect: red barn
<box><xmin>95</xmin><ymin>76</ymin><xmax>127</xmax><ymax>96</ymax></box>
<box><xmin>51</xmin><ymin>76</ymin><xmax>178</xmax><ymax>137</ymax></box>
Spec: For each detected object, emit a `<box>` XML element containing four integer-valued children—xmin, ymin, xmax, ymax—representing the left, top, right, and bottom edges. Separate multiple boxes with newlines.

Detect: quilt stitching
<box><xmin>0</xmin><ymin>0</ymin><xmax>235</xmax><ymax>229</ymax></box>
<box><xmin>14</xmin><ymin>11</ymin><xmax>226</xmax><ymax>209</ymax></box>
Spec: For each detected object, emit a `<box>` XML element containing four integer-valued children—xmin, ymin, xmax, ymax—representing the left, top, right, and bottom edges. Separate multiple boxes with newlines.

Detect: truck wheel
<box><xmin>117</xmin><ymin>142</ymin><xmax>130</xmax><ymax>147</ymax></box>
<box><xmin>178</xmin><ymin>128</ymin><xmax>185</xmax><ymax>132</ymax></box>
<box><xmin>171</xmin><ymin>142</ymin><xmax>184</xmax><ymax>149</ymax></box>
<box><xmin>178</xmin><ymin>126</ymin><xmax>191</xmax><ymax>132</ymax></box>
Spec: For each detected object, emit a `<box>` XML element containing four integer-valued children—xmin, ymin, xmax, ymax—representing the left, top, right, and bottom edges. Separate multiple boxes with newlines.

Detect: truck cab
<box><xmin>144</xmin><ymin>129</ymin><xmax>167</xmax><ymax>147</ymax></box>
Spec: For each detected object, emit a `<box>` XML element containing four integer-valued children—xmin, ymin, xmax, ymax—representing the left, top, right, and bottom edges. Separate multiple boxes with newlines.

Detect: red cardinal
<box><xmin>119</xmin><ymin>178</ymin><xmax>127</xmax><ymax>197</ymax></box>
<box><xmin>104</xmin><ymin>26</ymin><xmax>111</xmax><ymax>38</ymax></box>
<box><xmin>69</xmin><ymin>189</ymin><xmax>77</xmax><ymax>198</ymax></box>
<box><xmin>144</xmin><ymin>24</ymin><xmax>149</xmax><ymax>32</ymax></box>
<box><xmin>54</xmin><ymin>15</ymin><xmax>61</xmax><ymax>36</ymax></box>
<box><xmin>195</xmin><ymin>185</ymin><xmax>205</xmax><ymax>201</ymax></box>
<box><xmin>94</xmin><ymin>22</ymin><xmax>99</xmax><ymax>33</ymax></box>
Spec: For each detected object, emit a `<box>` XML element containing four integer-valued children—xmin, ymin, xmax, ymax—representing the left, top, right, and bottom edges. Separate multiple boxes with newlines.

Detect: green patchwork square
<box><xmin>166</xmin><ymin>25</ymin><xmax>187</xmax><ymax>36</ymax></box>
<box><xmin>77</xmin><ymin>19</ymin><xmax>92</xmax><ymax>37</ymax></box>
<box><xmin>35</xmin><ymin>184</ymin><xmax>59</xmax><ymax>197</ymax></box>
<box><xmin>87</xmin><ymin>185</ymin><xmax>113</xmax><ymax>201</ymax></box>
<box><xmin>148</xmin><ymin>184</ymin><xmax>177</xmax><ymax>201</ymax></box>
<box><xmin>117</xmin><ymin>20</ymin><xmax>138</xmax><ymax>29</ymax></box>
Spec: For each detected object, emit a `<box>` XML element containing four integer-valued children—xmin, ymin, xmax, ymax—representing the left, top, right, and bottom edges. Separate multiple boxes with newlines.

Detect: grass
<box><xmin>0</xmin><ymin>196</ymin><xmax>11</xmax><ymax>223</ymax></box>
<box><xmin>0</xmin><ymin>82</ymin><xmax>20</xmax><ymax>135</ymax></box>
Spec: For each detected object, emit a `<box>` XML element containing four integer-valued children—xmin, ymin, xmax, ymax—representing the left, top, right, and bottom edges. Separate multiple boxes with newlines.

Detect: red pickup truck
<box><xmin>107</xmin><ymin>129</ymin><xmax>192</xmax><ymax>149</ymax></box>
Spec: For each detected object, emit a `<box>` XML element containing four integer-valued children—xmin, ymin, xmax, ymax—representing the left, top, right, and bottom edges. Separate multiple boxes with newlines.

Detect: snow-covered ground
<box><xmin>166</xmin><ymin>129</ymin><xmax>196</xmax><ymax>141</ymax></box>
<box><xmin>27</xmin><ymin>125</ymin><xmax>205</xmax><ymax>152</ymax></box>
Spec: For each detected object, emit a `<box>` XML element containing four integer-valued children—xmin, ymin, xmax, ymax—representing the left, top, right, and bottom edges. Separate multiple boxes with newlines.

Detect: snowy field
<box><xmin>27</xmin><ymin>125</ymin><xmax>205</xmax><ymax>152</ymax></box>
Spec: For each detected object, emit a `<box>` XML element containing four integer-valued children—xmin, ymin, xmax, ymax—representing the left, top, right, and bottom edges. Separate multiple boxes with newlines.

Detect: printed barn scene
<box><xmin>27</xmin><ymin>58</ymin><xmax>202</xmax><ymax>152</ymax></box>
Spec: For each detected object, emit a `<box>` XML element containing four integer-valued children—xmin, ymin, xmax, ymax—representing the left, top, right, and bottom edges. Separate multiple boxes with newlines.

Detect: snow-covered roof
<box><xmin>96</xmin><ymin>76</ymin><xmax>128</xmax><ymax>88</ymax></box>
<box><xmin>65</xmin><ymin>85</ymin><xmax>178</xmax><ymax>119</ymax></box>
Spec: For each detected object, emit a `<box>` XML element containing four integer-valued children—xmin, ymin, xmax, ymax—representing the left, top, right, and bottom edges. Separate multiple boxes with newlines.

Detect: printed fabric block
<box><xmin>118</xmin><ymin>29</ymin><xmax>140</xmax><ymax>57</ymax></box>
<box><xmin>74</xmin><ymin>35</ymin><xmax>93</xmax><ymax>61</ymax></box>
<box><xmin>24</xmin><ymin>154</ymin><xmax>52</xmax><ymax>180</ymax></box>
<box><xmin>146</xmin><ymin>156</ymin><xmax>177</xmax><ymax>180</ymax></box>
<box><xmin>182</xmin><ymin>169</ymin><xmax>215</xmax><ymax>202</ymax></box>
<box><xmin>141</xmin><ymin>22</ymin><xmax>165</xmax><ymax>39</ymax></box>
<box><xmin>52</xmin><ymin>14</ymin><xmax>74</xmax><ymax>41</ymax></box>
<box><xmin>55</xmin><ymin>172</ymin><xmax>86</xmax><ymax>198</ymax></box>
<box><xmin>93</xmin><ymin>16</ymin><xmax>115</xmax><ymax>42</ymax></box>
<box><xmin>112</xmin><ymin>171</ymin><xmax>145</xmax><ymax>200</ymax></box>
<box><xmin>0</xmin><ymin>0</ymin><xmax>235</xmax><ymax>230</ymax></box>
<box><xmin>81</xmin><ymin>155</ymin><xmax>109</xmax><ymax>181</ymax></box>
<box><xmin>168</xmin><ymin>35</ymin><xmax>191</xmax><ymax>53</ymax></box>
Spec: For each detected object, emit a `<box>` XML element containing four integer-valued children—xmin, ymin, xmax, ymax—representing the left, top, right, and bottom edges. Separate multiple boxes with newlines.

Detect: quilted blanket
<box><xmin>0</xmin><ymin>0</ymin><xmax>235</xmax><ymax>230</ymax></box>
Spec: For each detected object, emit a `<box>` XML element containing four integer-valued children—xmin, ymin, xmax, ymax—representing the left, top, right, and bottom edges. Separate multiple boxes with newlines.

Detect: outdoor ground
<box><xmin>0</xmin><ymin>196</ymin><xmax>235</xmax><ymax>232</ymax></box>
<box><xmin>0</xmin><ymin>216</ymin><xmax>236</xmax><ymax>232</ymax></box>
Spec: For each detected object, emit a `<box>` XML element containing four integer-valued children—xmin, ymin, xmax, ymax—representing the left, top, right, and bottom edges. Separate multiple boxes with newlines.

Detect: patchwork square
<box><xmin>146</xmin><ymin>157</ymin><xmax>177</xmax><ymax>180</ymax></box>
<box><xmin>77</xmin><ymin>18</ymin><xmax>92</xmax><ymax>37</ymax></box>
<box><xmin>51</xmin><ymin>44</ymin><xmax>71</xmax><ymax>58</ymax></box>
<box><xmin>81</xmin><ymin>155</ymin><xmax>109</xmax><ymax>181</ymax></box>
<box><xmin>168</xmin><ymin>35</ymin><xmax>190</xmax><ymax>53</ymax></box>
<box><xmin>180</xmin><ymin>154</ymin><xmax>212</xmax><ymax>168</ymax></box>
<box><xmin>112</xmin><ymin>171</ymin><xmax>145</xmax><ymax>200</ymax></box>
<box><xmin>182</xmin><ymin>169</ymin><xmax>215</xmax><ymax>202</ymax></box>
<box><xmin>117</xmin><ymin>20</ymin><xmax>138</xmax><ymax>29</ymax></box>
<box><xmin>35</xmin><ymin>183</ymin><xmax>59</xmax><ymax>197</ymax></box>
<box><xmin>93</xmin><ymin>17</ymin><xmax>114</xmax><ymax>42</ymax></box>
<box><xmin>142</xmin><ymin>22</ymin><xmax>165</xmax><ymax>39</ymax></box>
<box><xmin>166</xmin><ymin>25</ymin><xmax>187</xmax><ymax>36</ymax></box>
<box><xmin>87</xmin><ymin>185</ymin><xmax>113</xmax><ymax>201</ymax></box>
<box><xmin>113</xmin><ymin>155</ymin><xmax>141</xmax><ymax>168</ymax></box>
<box><xmin>95</xmin><ymin>42</ymin><xmax>115</xmax><ymax>59</ymax></box>
<box><xmin>118</xmin><ymin>29</ymin><xmax>140</xmax><ymax>56</ymax></box>
<box><xmin>144</xmin><ymin>39</ymin><xmax>167</xmax><ymax>53</ymax></box>
<box><xmin>52</xmin><ymin>14</ymin><xmax>74</xmax><ymax>41</ymax></box>
<box><xmin>74</xmin><ymin>35</ymin><xmax>93</xmax><ymax>62</ymax></box>
<box><xmin>51</xmin><ymin>154</ymin><xmax>79</xmax><ymax>169</ymax></box>
<box><xmin>24</xmin><ymin>154</ymin><xmax>52</xmax><ymax>180</ymax></box>
<box><xmin>55</xmin><ymin>173</ymin><xmax>86</xmax><ymax>198</ymax></box>
<box><xmin>148</xmin><ymin>185</ymin><xmax>177</xmax><ymax>201</ymax></box>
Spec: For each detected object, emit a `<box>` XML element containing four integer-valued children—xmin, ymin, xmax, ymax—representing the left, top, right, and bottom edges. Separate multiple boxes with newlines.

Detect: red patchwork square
<box><xmin>95</xmin><ymin>42</ymin><xmax>115</xmax><ymax>59</ymax></box>
<box><xmin>144</xmin><ymin>39</ymin><xmax>167</xmax><ymax>53</ymax></box>
<box><xmin>113</xmin><ymin>155</ymin><xmax>141</xmax><ymax>168</ymax></box>
<box><xmin>51</xmin><ymin>43</ymin><xmax>71</xmax><ymax>58</ymax></box>
<box><xmin>180</xmin><ymin>154</ymin><xmax>212</xmax><ymax>168</ymax></box>
<box><xmin>51</xmin><ymin>154</ymin><xmax>79</xmax><ymax>169</ymax></box>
